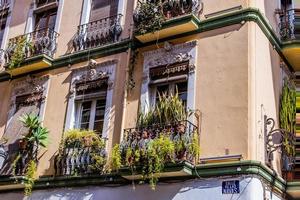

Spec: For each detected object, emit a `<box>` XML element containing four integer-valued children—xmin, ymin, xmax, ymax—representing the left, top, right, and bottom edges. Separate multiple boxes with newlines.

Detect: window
<box><xmin>89</xmin><ymin>0</ymin><xmax>118</xmax><ymax>22</ymax></box>
<box><xmin>76</xmin><ymin>99</ymin><xmax>106</xmax><ymax>134</ymax></box>
<box><xmin>35</xmin><ymin>8</ymin><xmax>57</xmax><ymax>31</ymax></box>
<box><xmin>74</xmin><ymin>79</ymin><xmax>108</xmax><ymax>136</ymax></box>
<box><xmin>149</xmin><ymin>61</ymin><xmax>189</xmax><ymax>106</ymax></box>
<box><xmin>153</xmin><ymin>81</ymin><xmax>188</xmax><ymax>106</ymax></box>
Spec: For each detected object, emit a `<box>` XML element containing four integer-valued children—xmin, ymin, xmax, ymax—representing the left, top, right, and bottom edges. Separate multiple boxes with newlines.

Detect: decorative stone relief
<box><xmin>143</xmin><ymin>41</ymin><xmax>197</xmax><ymax>69</ymax></box>
<box><xmin>6</xmin><ymin>75</ymin><xmax>49</xmax><ymax>128</ymax></box>
<box><xmin>70</xmin><ymin>60</ymin><xmax>117</xmax><ymax>97</ymax></box>
<box><xmin>10</xmin><ymin>75</ymin><xmax>49</xmax><ymax>109</ymax></box>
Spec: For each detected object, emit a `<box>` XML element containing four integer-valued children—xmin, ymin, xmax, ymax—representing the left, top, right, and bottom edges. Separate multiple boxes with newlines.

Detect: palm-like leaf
<box><xmin>19</xmin><ymin>113</ymin><xmax>41</xmax><ymax>130</ymax></box>
<box><xmin>28</xmin><ymin>126</ymin><xmax>49</xmax><ymax>148</ymax></box>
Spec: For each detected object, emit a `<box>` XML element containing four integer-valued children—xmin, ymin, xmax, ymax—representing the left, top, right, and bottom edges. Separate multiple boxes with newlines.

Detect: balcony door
<box><xmin>35</xmin><ymin>9</ymin><xmax>57</xmax><ymax>31</ymax></box>
<box><xmin>89</xmin><ymin>0</ymin><xmax>118</xmax><ymax>22</ymax></box>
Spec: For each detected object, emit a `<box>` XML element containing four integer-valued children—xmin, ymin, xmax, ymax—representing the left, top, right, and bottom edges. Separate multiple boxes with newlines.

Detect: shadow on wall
<box><xmin>14</xmin><ymin>177</ymin><xmax>269</xmax><ymax>200</ymax></box>
<box><xmin>42</xmin><ymin>72</ymin><xmax>72</xmax><ymax>176</ymax></box>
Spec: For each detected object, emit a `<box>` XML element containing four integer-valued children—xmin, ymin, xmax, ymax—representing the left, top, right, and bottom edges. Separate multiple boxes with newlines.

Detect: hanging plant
<box><xmin>7</xmin><ymin>36</ymin><xmax>33</xmax><ymax>69</ymax></box>
<box><xmin>24</xmin><ymin>160</ymin><xmax>37</xmax><ymax>196</ymax></box>
<box><xmin>112</xmin><ymin>135</ymin><xmax>175</xmax><ymax>189</ymax></box>
<box><xmin>133</xmin><ymin>1</ymin><xmax>164</xmax><ymax>35</ymax></box>
<box><xmin>280</xmin><ymin>78</ymin><xmax>296</xmax><ymax>157</ymax></box>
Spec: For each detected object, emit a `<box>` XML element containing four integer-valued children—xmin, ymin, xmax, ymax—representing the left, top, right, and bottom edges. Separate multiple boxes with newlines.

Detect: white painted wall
<box><xmin>0</xmin><ymin>177</ymin><xmax>283</xmax><ymax>200</ymax></box>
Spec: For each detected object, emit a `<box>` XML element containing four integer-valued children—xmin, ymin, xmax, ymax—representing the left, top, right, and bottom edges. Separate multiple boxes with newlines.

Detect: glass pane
<box><xmin>156</xmin><ymin>84</ymin><xmax>169</xmax><ymax>101</ymax></box>
<box><xmin>36</xmin><ymin>16</ymin><xmax>47</xmax><ymax>30</ymax></box>
<box><xmin>94</xmin><ymin>120</ymin><xmax>104</xmax><ymax>135</ymax></box>
<box><xmin>175</xmin><ymin>81</ymin><xmax>188</xmax><ymax>104</ymax></box>
<box><xmin>94</xmin><ymin>99</ymin><xmax>106</xmax><ymax>134</ymax></box>
<box><xmin>48</xmin><ymin>13</ymin><xmax>57</xmax><ymax>30</ymax></box>
<box><xmin>80</xmin><ymin>101</ymin><xmax>92</xmax><ymax>129</ymax></box>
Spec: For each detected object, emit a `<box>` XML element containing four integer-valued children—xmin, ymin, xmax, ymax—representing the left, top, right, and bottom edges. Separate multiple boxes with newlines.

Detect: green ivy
<box><xmin>280</xmin><ymin>78</ymin><xmax>296</xmax><ymax>157</ymax></box>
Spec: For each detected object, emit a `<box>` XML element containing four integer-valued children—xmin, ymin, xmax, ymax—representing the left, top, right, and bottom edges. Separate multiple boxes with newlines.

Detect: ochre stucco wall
<box><xmin>0</xmin><ymin>81</ymin><xmax>11</xmax><ymax>138</ymax></box>
<box><xmin>248</xmin><ymin>21</ymin><xmax>282</xmax><ymax>174</ymax></box>
<box><xmin>196</xmin><ymin>24</ymin><xmax>249</xmax><ymax>159</ymax></box>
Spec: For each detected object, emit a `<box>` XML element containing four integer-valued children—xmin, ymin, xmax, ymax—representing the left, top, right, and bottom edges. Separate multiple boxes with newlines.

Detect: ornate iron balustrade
<box><xmin>3</xmin><ymin>28</ymin><xmax>59</xmax><ymax>68</ymax></box>
<box><xmin>73</xmin><ymin>14</ymin><xmax>123</xmax><ymax>52</ymax></box>
<box><xmin>122</xmin><ymin>120</ymin><xmax>199</xmax><ymax>164</ymax></box>
<box><xmin>0</xmin><ymin>0</ymin><xmax>10</xmax><ymax>9</ymax></box>
<box><xmin>55</xmin><ymin>146</ymin><xmax>106</xmax><ymax>176</ymax></box>
<box><xmin>0</xmin><ymin>148</ymin><xmax>29</xmax><ymax>176</ymax></box>
<box><xmin>279</xmin><ymin>9</ymin><xmax>300</xmax><ymax>40</ymax></box>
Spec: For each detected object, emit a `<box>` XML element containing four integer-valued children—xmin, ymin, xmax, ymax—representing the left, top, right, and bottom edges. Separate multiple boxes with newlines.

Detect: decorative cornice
<box><xmin>70</xmin><ymin>60</ymin><xmax>117</xmax><ymax>96</ymax></box>
<box><xmin>0</xmin><ymin>8</ymin><xmax>298</xmax><ymax>82</ymax></box>
<box><xmin>144</xmin><ymin>41</ymin><xmax>197</xmax><ymax>69</ymax></box>
<box><xmin>0</xmin><ymin>160</ymin><xmax>288</xmax><ymax>194</ymax></box>
<box><xmin>12</xmin><ymin>75</ymin><xmax>49</xmax><ymax>97</ymax></box>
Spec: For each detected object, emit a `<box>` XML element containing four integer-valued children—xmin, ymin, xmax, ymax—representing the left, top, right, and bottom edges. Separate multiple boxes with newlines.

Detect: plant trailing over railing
<box><xmin>12</xmin><ymin>113</ymin><xmax>49</xmax><ymax>196</ymax></box>
<box><xmin>280</xmin><ymin>78</ymin><xmax>296</xmax><ymax>158</ymax></box>
<box><xmin>133</xmin><ymin>0</ymin><xmax>202</xmax><ymax>35</ymax></box>
<box><xmin>7</xmin><ymin>36</ymin><xmax>32</xmax><ymax>69</ymax></box>
<box><xmin>111</xmin><ymin>93</ymin><xmax>199</xmax><ymax>189</ymax></box>
<box><xmin>133</xmin><ymin>0</ymin><xmax>164</xmax><ymax>35</ymax></box>
<box><xmin>55</xmin><ymin>129</ymin><xmax>106</xmax><ymax>176</ymax></box>
<box><xmin>4</xmin><ymin>28</ymin><xmax>59</xmax><ymax>69</ymax></box>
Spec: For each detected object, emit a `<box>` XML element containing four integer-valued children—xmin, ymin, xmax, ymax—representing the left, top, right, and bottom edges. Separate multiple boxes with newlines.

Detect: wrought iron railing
<box><xmin>0</xmin><ymin>148</ymin><xmax>28</xmax><ymax>176</ymax></box>
<box><xmin>0</xmin><ymin>0</ymin><xmax>10</xmax><ymax>9</ymax></box>
<box><xmin>279</xmin><ymin>9</ymin><xmax>300</xmax><ymax>40</ymax></box>
<box><xmin>121</xmin><ymin>120</ymin><xmax>199</xmax><ymax>164</ymax></box>
<box><xmin>3</xmin><ymin>28</ymin><xmax>59</xmax><ymax>68</ymax></box>
<box><xmin>54</xmin><ymin>146</ymin><xmax>106</xmax><ymax>176</ymax></box>
<box><xmin>73</xmin><ymin>14</ymin><xmax>123</xmax><ymax>52</ymax></box>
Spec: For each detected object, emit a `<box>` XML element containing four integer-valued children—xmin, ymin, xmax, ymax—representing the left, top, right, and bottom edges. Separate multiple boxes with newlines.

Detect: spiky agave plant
<box><xmin>20</xmin><ymin>113</ymin><xmax>41</xmax><ymax>132</ymax></box>
<box><xmin>18</xmin><ymin>113</ymin><xmax>49</xmax><ymax>196</ymax></box>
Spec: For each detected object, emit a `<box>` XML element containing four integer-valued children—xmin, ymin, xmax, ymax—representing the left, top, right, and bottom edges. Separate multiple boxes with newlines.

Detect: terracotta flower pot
<box><xmin>18</xmin><ymin>139</ymin><xmax>27</xmax><ymax>150</ymax></box>
<box><xmin>177</xmin><ymin>123</ymin><xmax>186</xmax><ymax>134</ymax></box>
<box><xmin>283</xmin><ymin>171</ymin><xmax>294</xmax><ymax>181</ymax></box>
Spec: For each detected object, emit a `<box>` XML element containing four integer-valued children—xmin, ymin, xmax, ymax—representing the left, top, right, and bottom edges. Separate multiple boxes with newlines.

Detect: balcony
<box><xmin>133</xmin><ymin>0</ymin><xmax>201</xmax><ymax>43</ymax></box>
<box><xmin>54</xmin><ymin>130</ymin><xmax>107</xmax><ymax>176</ymax></box>
<box><xmin>3</xmin><ymin>28</ymin><xmax>59</xmax><ymax>76</ymax></box>
<box><xmin>279</xmin><ymin>9</ymin><xmax>300</xmax><ymax>71</ymax></box>
<box><xmin>120</xmin><ymin>120</ymin><xmax>199</xmax><ymax>180</ymax></box>
<box><xmin>72</xmin><ymin>14</ymin><xmax>123</xmax><ymax>52</ymax></box>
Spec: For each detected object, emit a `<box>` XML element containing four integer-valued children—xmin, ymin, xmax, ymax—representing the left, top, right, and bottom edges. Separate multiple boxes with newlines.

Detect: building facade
<box><xmin>0</xmin><ymin>0</ymin><xmax>299</xmax><ymax>199</ymax></box>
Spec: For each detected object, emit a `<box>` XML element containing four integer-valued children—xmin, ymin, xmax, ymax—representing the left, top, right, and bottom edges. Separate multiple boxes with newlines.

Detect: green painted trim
<box><xmin>0</xmin><ymin>39</ymin><xmax>131</xmax><ymax>81</ymax></box>
<box><xmin>52</xmin><ymin>39</ymin><xmax>131</xmax><ymax>68</ymax></box>
<box><xmin>185</xmin><ymin>160</ymin><xmax>286</xmax><ymax>192</ymax></box>
<box><xmin>0</xmin><ymin>8</ymin><xmax>299</xmax><ymax>82</ymax></box>
<box><xmin>286</xmin><ymin>181</ymin><xmax>300</xmax><ymax>191</ymax></box>
<box><xmin>0</xmin><ymin>160</ymin><xmax>288</xmax><ymax>195</ymax></box>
